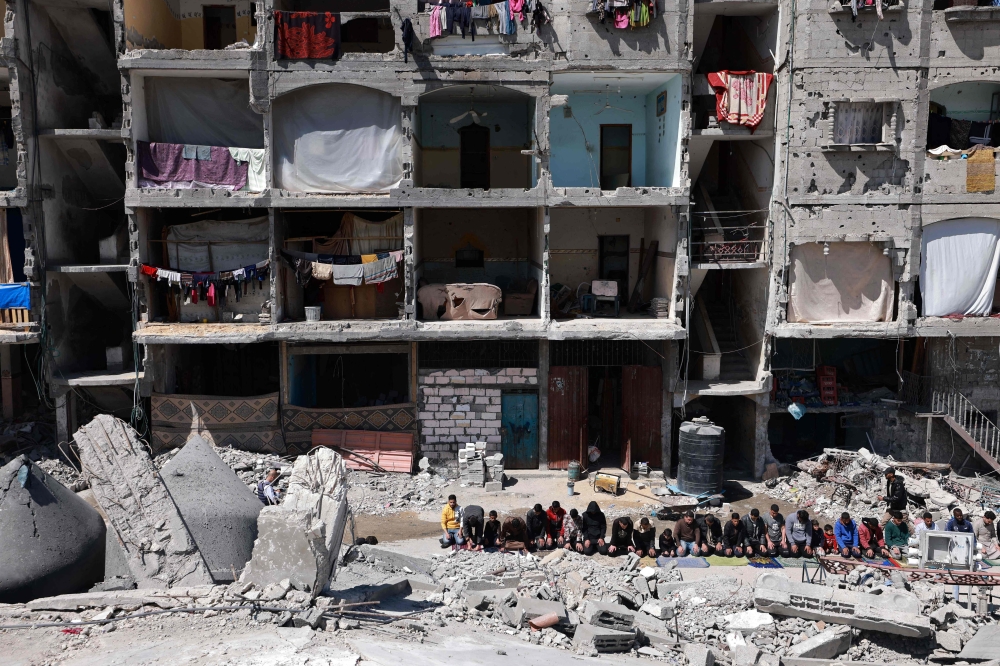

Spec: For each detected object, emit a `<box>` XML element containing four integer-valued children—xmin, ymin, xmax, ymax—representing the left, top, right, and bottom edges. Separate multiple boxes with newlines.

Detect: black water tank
<box><xmin>677</xmin><ymin>417</ymin><xmax>725</xmax><ymax>496</ymax></box>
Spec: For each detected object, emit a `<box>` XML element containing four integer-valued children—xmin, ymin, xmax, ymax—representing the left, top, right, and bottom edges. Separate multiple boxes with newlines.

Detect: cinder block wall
<box><xmin>417</xmin><ymin>368</ymin><xmax>539</xmax><ymax>469</ymax></box>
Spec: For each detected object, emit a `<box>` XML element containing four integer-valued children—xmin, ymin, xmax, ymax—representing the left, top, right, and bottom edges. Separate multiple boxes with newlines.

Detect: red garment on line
<box><xmin>706</xmin><ymin>70</ymin><xmax>774</xmax><ymax>131</ymax></box>
<box><xmin>274</xmin><ymin>11</ymin><xmax>340</xmax><ymax>60</ymax></box>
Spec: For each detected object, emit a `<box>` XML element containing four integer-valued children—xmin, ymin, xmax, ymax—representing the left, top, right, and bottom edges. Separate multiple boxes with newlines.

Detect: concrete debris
<box><xmin>786</xmin><ymin>626</ymin><xmax>852</xmax><ymax>658</ymax></box>
<box><xmin>958</xmin><ymin>624</ymin><xmax>1000</xmax><ymax>659</ymax></box>
<box><xmin>724</xmin><ymin>609</ymin><xmax>774</xmax><ymax>634</ymax></box>
<box><xmin>572</xmin><ymin>624</ymin><xmax>635</xmax><ymax>652</ymax></box>
<box><xmin>0</xmin><ymin>456</ymin><xmax>106</xmax><ymax>602</ymax></box>
<box><xmin>159</xmin><ymin>435</ymin><xmax>262</xmax><ymax>583</ymax></box>
<box><xmin>581</xmin><ymin>600</ymin><xmax>636</xmax><ymax>631</ymax></box>
<box><xmin>732</xmin><ymin>644</ymin><xmax>762</xmax><ymax>666</ymax></box>
<box><xmin>74</xmin><ymin>415</ymin><xmax>213</xmax><ymax>588</ymax></box>
<box><xmin>684</xmin><ymin>643</ymin><xmax>716</xmax><ymax>666</ymax></box>
<box><xmin>935</xmin><ymin>629</ymin><xmax>965</xmax><ymax>653</ymax></box>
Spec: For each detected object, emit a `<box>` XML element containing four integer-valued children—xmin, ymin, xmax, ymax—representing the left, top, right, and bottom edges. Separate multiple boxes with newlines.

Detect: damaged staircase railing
<box><xmin>932</xmin><ymin>390</ymin><xmax>1000</xmax><ymax>474</ymax></box>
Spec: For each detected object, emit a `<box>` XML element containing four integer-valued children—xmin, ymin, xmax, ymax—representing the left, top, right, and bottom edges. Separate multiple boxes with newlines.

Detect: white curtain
<box><xmin>921</xmin><ymin>218</ymin><xmax>1000</xmax><ymax>317</ymax></box>
<box><xmin>834</xmin><ymin>102</ymin><xmax>883</xmax><ymax>145</ymax></box>
<box><xmin>145</xmin><ymin>78</ymin><xmax>264</xmax><ymax>149</ymax></box>
<box><xmin>166</xmin><ymin>216</ymin><xmax>269</xmax><ymax>272</ymax></box>
<box><xmin>273</xmin><ymin>84</ymin><xmax>403</xmax><ymax>193</ymax></box>
<box><xmin>787</xmin><ymin>242</ymin><xmax>893</xmax><ymax>323</ymax></box>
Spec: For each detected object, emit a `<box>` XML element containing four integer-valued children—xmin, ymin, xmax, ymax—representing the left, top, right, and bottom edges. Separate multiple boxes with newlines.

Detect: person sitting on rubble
<box><xmin>525</xmin><ymin>504</ymin><xmax>551</xmax><ymax>551</ymax></box>
<box><xmin>440</xmin><ymin>494</ymin><xmax>465</xmax><ymax>550</ymax></box>
<box><xmin>658</xmin><ymin>528</ymin><xmax>678</xmax><ymax>557</ymax></box>
<box><xmin>877</xmin><ymin>467</ymin><xmax>908</xmax><ymax>527</ymax></box>
<box><xmin>257</xmin><ymin>468</ymin><xmax>282</xmax><ymax>506</ymax></box>
<box><xmin>783</xmin><ymin>509</ymin><xmax>814</xmax><ymax>558</ymax></box>
<box><xmin>914</xmin><ymin>511</ymin><xmax>936</xmax><ymax>537</ymax></box>
<box><xmin>604</xmin><ymin>516</ymin><xmax>635</xmax><ymax>556</ymax></box>
<box><xmin>562</xmin><ymin>508</ymin><xmax>585</xmax><ymax>553</ymax></box>
<box><xmin>483</xmin><ymin>510</ymin><xmax>502</xmax><ymax>550</ymax></box>
<box><xmin>859</xmin><ymin>517</ymin><xmax>888</xmax><ymax>558</ymax></box>
<box><xmin>721</xmin><ymin>512</ymin><xmax>747</xmax><ymax>557</ymax></box>
<box><xmin>947</xmin><ymin>507</ymin><xmax>975</xmax><ymax>536</ymax></box>
<box><xmin>633</xmin><ymin>517</ymin><xmax>657</xmax><ymax>558</ymax></box>
<box><xmin>834</xmin><ymin>512</ymin><xmax>862</xmax><ymax>559</ymax></box>
<box><xmin>462</xmin><ymin>504</ymin><xmax>486</xmax><ymax>551</ymax></box>
<box><xmin>581</xmin><ymin>501</ymin><xmax>607</xmax><ymax>556</ymax></box>
<box><xmin>697</xmin><ymin>513</ymin><xmax>723</xmax><ymax>556</ymax></box>
<box><xmin>809</xmin><ymin>519</ymin><xmax>828</xmax><ymax>556</ymax></box>
<box><xmin>884</xmin><ymin>510</ymin><xmax>911</xmax><ymax>558</ymax></box>
<box><xmin>499</xmin><ymin>516</ymin><xmax>530</xmax><ymax>554</ymax></box>
<box><xmin>674</xmin><ymin>511</ymin><xmax>705</xmax><ymax>557</ymax></box>
<box><xmin>764</xmin><ymin>504</ymin><xmax>787</xmax><ymax>557</ymax></box>
<box><xmin>973</xmin><ymin>511</ymin><xmax>1000</xmax><ymax>559</ymax></box>
<box><xmin>741</xmin><ymin>508</ymin><xmax>768</xmax><ymax>557</ymax></box>
<box><xmin>547</xmin><ymin>501</ymin><xmax>567</xmax><ymax>547</ymax></box>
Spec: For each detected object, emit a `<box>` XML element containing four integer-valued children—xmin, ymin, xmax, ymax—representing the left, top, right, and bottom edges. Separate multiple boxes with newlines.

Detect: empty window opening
<box><xmin>600</xmin><ymin>125</ymin><xmax>632</xmax><ymax>189</ymax></box>
<box><xmin>203</xmin><ymin>6</ymin><xmax>238</xmax><ymax>50</ymax></box>
<box><xmin>460</xmin><ymin>123</ymin><xmax>491</xmax><ymax>189</ymax></box>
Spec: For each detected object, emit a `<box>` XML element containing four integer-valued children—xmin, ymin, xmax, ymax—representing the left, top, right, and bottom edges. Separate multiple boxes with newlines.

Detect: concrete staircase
<box><xmin>703</xmin><ymin>301</ymin><xmax>752</xmax><ymax>381</ymax></box>
<box><xmin>932</xmin><ymin>390</ymin><xmax>1000</xmax><ymax>474</ymax></box>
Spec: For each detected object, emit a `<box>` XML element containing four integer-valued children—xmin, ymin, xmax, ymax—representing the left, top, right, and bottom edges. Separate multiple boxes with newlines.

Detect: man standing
<box><xmin>974</xmin><ymin>511</ymin><xmax>1000</xmax><ymax>559</ymax></box>
<box><xmin>877</xmin><ymin>467</ymin><xmax>908</xmax><ymax>526</ymax></box>
<box><xmin>440</xmin><ymin>494</ymin><xmax>465</xmax><ymax>549</ymax></box>
<box><xmin>257</xmin><ymin>468</ymin><xmax>282</xmax><ymax>506</ymax></box>
<box><xmin>763</xmin><ymin>505</ymin><xmax>787</xmax><ymax>557</ymax></box>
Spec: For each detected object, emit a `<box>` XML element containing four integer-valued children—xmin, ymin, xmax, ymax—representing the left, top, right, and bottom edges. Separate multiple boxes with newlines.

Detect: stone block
<box><xmin>466</xmin><ymin>573</ymin><xmax>520</xmax><ymax>590</ymax></box>
<box><xmin>724</xmin><ymin>609</ymin><xmax>774</xmax><ymax>634</ymax></box>
<box><xmin>639</xmin><ymin>600</ymin><xmax>672</xmax><ymax>620</ymax></box>
<box><xmin>515</xmin><ymin>597</ymin><xmax>568</xmax><ymax>624</ymax></box>
<box><xmin>758</xmin><ymin>653</ymin><xmax>779</xmax><ymax>666</ymax></box>
<box><xmin>936</xmin><ymin>629</ymin><xmax>964</xmax><ymax>653</ymax></box>
<box><xmin>485</xmin><ymin>481</ymin><xmax>503</xmax><ymax>492</ymax></box>
<box><xmin>633</xmin><ymin>575</ymin><xmax>651</xmax><ymax>597</ymax></box>
<box><xmin>572</xmin><ymin>624</ymin><xmax>636</xmax><ymax>653</ymax></box>
<box><xmin>580</xmin><ymin>600</ymin><xmax>636</xmax><ymax>631</ymax></box>
<box><xmin>684</xmin><ymin>643</ymin><xmax>715</xmax><ymax>666</ymax></box>
<box><xmin>959</xmin><ymin>625</ymin><xmax>1000</xmax><ymax>659</ymax></box>
<box><xmin>733</xmin><ymin>645</ymin><xmax>761</xmax><ymax>666</ymax></box>
<box><xmin>786</xmin><ymin>626</ymin><xmax>852</xmax><ymax>658</ymax></box>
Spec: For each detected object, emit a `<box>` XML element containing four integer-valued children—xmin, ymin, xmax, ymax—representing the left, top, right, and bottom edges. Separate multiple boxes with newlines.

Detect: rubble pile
<box><xmin>345</xmin><ymin>466</ymin><xmax>454</xmax><ymax>516</ymax></box>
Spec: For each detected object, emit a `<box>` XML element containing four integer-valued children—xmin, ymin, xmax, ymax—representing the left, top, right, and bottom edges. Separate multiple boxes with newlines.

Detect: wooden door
<box><xmin>501</xmin><ymin>392</ymin><xmax>538</xmax><ymax>469</ymax></box>
<box><xmin>622</xmin><ymin>365</ymin><xmax>662</xmax><ymax>465</ymax></box>
<box><xmin>547</xmin><ymin>366</ymin><xmax>588</xmax><ymax>469</ymax></box>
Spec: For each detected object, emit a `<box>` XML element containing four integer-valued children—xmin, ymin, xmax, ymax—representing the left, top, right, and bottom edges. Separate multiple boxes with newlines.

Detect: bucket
<box><xmin>304</xmin><ymin>306</ymin><xmax>322</xmax><ymax>322</ymax></box>
<box><xmin>568</xmin><ymin>460</ymin><xmax>581</xmax><ymax>482</ymax></box>
<box><xmin>566</xmin><ymin>481</ymin><xmax>575</xmax><ymax>497</ymax></box>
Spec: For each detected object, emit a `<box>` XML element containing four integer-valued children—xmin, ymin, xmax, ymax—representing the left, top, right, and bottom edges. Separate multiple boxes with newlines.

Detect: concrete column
<box><xmin>660</xmin><ymin>340</ymin><xmax>674</xmax><ymax>476</ymax></box>
<box><xmin>753</xmin><ymin>393</ymin><xmax>771</xmax><ymax>480</ymax></box>
<box><xmin>403</xmin><ymin>208</ymin><xmax>415</xmax><ymax>319</ymax></box>
<box><xmin>1</xmin><ymin>343</ymin><xmax>13</xmax><ymax>420</ymax></box>
<box><xmin>538</xmin><ymin>339</ymin><xmax>549</xmax><ymax>469</ymax></box>
<box><xmin>54</xmin><ymin>390</ymin><xmax>76</xmax><ymax>446</ymax></box>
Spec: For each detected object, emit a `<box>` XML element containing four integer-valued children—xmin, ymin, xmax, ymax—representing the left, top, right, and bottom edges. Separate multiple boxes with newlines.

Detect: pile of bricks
<box><xmin>458</xmin><ymin>443</ymin><xmax>506</xmax><ymax>491</ymax></box>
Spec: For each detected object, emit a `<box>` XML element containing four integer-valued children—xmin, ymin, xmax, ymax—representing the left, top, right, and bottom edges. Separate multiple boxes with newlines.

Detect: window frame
<box><xmin>820</xmin><ymin>99</ymin><xmax>899</xmax><ymax>152</ymax></box>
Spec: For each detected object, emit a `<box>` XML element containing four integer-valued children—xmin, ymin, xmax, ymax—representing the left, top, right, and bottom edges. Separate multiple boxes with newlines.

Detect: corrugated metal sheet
<box><xmin>622</xmin><ymin>365</ymin><xmax>662</xmax><ymax>465</ymax></box>
<box><xmin>312</xmin><ymin>430</ymin><xmax>414</xmax><ymax>473</ymax></box>
<box><xmin>547</xmin><ymin>366</ymin><xmax>588</xmax><ymax>469</ymax></box>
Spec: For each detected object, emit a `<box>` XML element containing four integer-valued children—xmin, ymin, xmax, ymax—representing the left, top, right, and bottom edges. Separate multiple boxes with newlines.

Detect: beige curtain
<box><xmin>787</xmin><ymin>242</ymin><xmax>893</xmax><ymax>323</ymax></box>
<box><xmin>0</xmin><ymin>209</ymin><xmax>14</xmax><ymax>284</ymax></box>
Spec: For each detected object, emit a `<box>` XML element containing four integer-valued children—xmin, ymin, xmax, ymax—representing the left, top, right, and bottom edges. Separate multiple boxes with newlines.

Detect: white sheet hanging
<box><xmin>920</xmin><ymin>217</ymin><xmax>1000</xmax><ymax>317</ymax></box>
<box><xmin>228</xmin><ymin>147</ymin><xmax>266</xmax><ymax>192</ymax></box>
<box><xmin>787</xmin><ymin>242</ymin><xmax>893</xmax><ymax>323</ymax></box>
<box><xmin>166</xmin><ymin>216</ymin><xmax>269</xmax><ymax>272</ymax></box>
<box><xmin>145</xmin><ymin>78</ymin><xmax>264</xmax><ymax>149</ymax></box>
<box><xmin>273</xmin><ymin>84</ymin><xmax>403</xmax><ymax>193</ymax></box>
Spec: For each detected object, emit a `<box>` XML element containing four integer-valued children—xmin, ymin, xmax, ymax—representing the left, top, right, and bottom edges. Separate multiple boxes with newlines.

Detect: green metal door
<box><xmin>501</xmin><ymin>392</ymin><xmax>538</xmax><ymax>469</ymax></box>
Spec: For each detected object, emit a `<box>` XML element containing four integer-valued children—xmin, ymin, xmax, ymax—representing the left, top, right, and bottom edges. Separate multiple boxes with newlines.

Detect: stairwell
<box><xmin>931</xmin><ymin>390</ymin><xmax>1000</xmax><ymax>474</ymax></box>
<box><xmin>703</xmin><ymin>301</ymin><xmax>752</xmax><ymax>381</ymax></box>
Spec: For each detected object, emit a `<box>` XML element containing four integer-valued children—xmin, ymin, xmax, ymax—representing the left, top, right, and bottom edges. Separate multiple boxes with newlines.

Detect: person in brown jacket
<box><xmin>500</xmin><ymin>516</ymin><xmax>529</xmax><ymax>554</ymax></box>
<box><xmin>673</xmin><ymin>510</ymin><xmax>707</xmax><ymax>556</ymax></box>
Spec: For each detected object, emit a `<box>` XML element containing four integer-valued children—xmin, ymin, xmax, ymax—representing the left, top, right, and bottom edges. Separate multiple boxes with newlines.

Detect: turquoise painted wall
<box><xmin>549</xmin><ymin>93</ymin><xmax>646</xmax><ymax>187</ymax></box>
<box><xmin>644</xmin><ymin>76</ymin><xmax>682</xmax><ymax>188</ymax></box>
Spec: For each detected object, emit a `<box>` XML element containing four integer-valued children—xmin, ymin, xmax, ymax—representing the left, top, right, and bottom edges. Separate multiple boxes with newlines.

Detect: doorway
<box><xmin>459</xmin><ymin>123</ymin><xmax>490</xmax><ymax>189</ymax></box>
<box><xmin>598</xmin><ymin>235</ymin><xmax>629</xmax><ymax>298</ymax></box>
<box><xmin>501</xmin><ymin>392</ymin><xmax>538</xmax><ymax>468</ymax></box>
<box><xmin>203</xmin><ymin>6</ymin><xmax>237</xmax><ymax>50</ymax></box>
<box><xmin>600</xmin><ymin>124</ymin><xmax>632</xmax><ymax>189</ymax></box>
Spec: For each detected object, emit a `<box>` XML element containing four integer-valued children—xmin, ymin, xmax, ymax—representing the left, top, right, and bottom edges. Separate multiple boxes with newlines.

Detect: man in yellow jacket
<box><xmin>441</xmin><ymin>494</ymin><xmax>466</xmax><ymax>549</ymax></box>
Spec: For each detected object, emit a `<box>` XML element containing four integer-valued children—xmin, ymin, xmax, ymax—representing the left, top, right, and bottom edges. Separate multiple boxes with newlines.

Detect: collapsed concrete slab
<box><xmin>160</xmin><ymin>435</ymin><xmax>262</xmax><ymax>582</ymax></box>
<box><xmin>0</xmin><ymin>456</ymin><xmax>107</xmax><ymax>602</ymax></box>
<box><xmin>786</xmin><ymin>626</ymin><xmax>851</xmax><ymax>658</ymax></box>
<box><xmin>242</xmin><ymin>448</ymin><xmax>348</xmax><ymax>597</ymax></box>
<box><xmin>579</xmin><ymin>600</ymin><xmax>636</xmax><ymax>631</ymax></box>
<box><xmin>514</xmin><ymin>597</ymin><xmax>569</xmax><ymax>624</ymax></box>
<box><xmin>74</xmin><ymin>415</ymin><xmax>213</xmax><ymax>588</ymax></box>
<box><xmin>753</xmin><ymin>573</ymin><xmax>930</xmax><ymax>637</ymax></box>
<box><xmin>572</xmin><ymin>624</ymin><xmax>636</xmax><ymax>653</ymax></box>
<box><xmin>958</xmin><ymin>625</ymin><xmax>1000</xmax><ymax>660</ymax></box>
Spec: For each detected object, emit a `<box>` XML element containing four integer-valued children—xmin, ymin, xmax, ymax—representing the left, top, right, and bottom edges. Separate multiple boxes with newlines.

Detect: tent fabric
<box><xmin>313</xmin><ymin>213</ymin><xmax>404</xmax><ymax>255</ymax></box>
<box><xmin>787</xmin><ymin>242</ymin><xmax>893</xmax><ymax>323</ymax></box>
<box><xmin>145</xmin><ymin>78</ymin><xmax>264</xmax><ymax>149</ymax></box>
<box><xmin>273</xmin><ymin>84</ymin><xmax>403</xmax><ymax>193</ymax></box>
<box><xmin>228</xmin><ymin>148</ymin><xmax>267</xmax><ymax>192</ymax></box>
<box><xmin>166</xmin><ymin>216</ymin><xmax>269</xmax><ymax>272</ymax></box>
<box><xmin>0</xmin><ymin>283</ymin><xmax>29</xmax><ymax>309</ymax></box>
<box><xmin>920</xmin><ymin>217</ymin><xmax>1000</xmax><ymax>317</ymax></box>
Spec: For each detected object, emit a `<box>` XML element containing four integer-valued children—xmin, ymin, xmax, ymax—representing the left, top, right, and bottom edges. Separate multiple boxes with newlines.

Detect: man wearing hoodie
<box><xmin>834</xmin><ymin>512</ymin><xmax>862</xmax><ymax>558</ymax></box>
<box><xmin>581</xmin><ymin>501</ymin><xmax>607</xmax><ymax>556</ymax></box>
<box><xmin>547</xmin><ymin>501</ymin><xmax>567</xmax><ymax>547</ymax></box>
<box><xmin>603</xmin><ymin>516</ymin><xmax>635</xmax><ymax>556</ymax></box>
<box><xmin>525</xmin><ymin>504</ymin><xmax>551</xmax><ymax>550</ymax></box>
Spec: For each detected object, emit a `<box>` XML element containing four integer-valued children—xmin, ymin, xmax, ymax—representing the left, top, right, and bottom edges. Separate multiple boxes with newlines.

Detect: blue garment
<box><xmin>0</xmin><ymin>283</ymin><xmax>29</xmax><ymax>309</ymax></box>
<box><xmin>834</xmin><ymin>519</ymin><xmax>859</xmax><ymax>548</ymax></box>
<box><xmin>947</xmin><ymin>517</ymin><xmax>975</xmax><ymax>534</ymax></box>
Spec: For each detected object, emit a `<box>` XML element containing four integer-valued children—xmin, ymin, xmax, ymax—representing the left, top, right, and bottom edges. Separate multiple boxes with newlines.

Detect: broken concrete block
<box><xmin>936</xmin><ymin>629</ymin><xmax>965</xmax><ymax>653</ymax></box>
<box><xmin>0</xmin><ymin>456</ymin><xmax>107</xmax><ymax>603</ymax></box>
<box><xmin>159</xmin><ymin>435</ymin><xmax>262</xmax><ymax>583</ymax></box>
<box><xmin>724</xmin><ymin>609</ymin><xmax>774</xmax><ymax>634</ymax></box>
<box><xmin>500</xmin><ymin>602</ymin><xmax>525</xmax><ymax>628</ymax></box>
<box><xmin>541</xmin><ymin>549</ymin><xmax>566</xmax><ymax>565</ymax></box>
<box><xmin>733</xmin><ymin>645</ymin><xmax>761</xmax><ymax>666</ymax></box>
<box><xmin>514</xmin><ymin>597</ymin><xmax>568</xmax><ymax>624</ymax></box>
<box><xmin>464</xmin><ymin>591</ymin><xmax>493</xmax><ymax>611</ymax></box>
<box><xmin>293</xmin><ymin>607</ymin><xmax>326</xmax><ymax>629</ymax></box>
<box><xmin>358</xmin><ymin>545</ymin><xmax>434</xmax><ymax>576</ymax></box>
<box><xmin>758</xmin><ymin>653</ymin><xmax>779</xmax><ymax>666</ymax></box>
<box><xmin>622</xmin><ymin>552</ymin><xmax>641</xmax><ymax>571</ymax></box>
<box><xmin>467</xmin><ymin>573</ymin><xmax>520</xmax><ymax>591</ymax></box>
<box><xmin>485</xmin><ymin>481</ymin><xmax>503</xmax><ymax>492</ymax></box>
<box><xmin>633</xmin><ymin>575</ymin><xmax>651</xmax><ymax>597</ymax></box>
<box><xmin>640</xmin><ymin>566</ymin><xmax>658</xmax><ymax>580</ymax></box>
<box><xmin>786</xmin><ymin>626</ymin><xmax>852</xmax><ymax>658</ymax></box>
<box><xmin>639</xmin><ymin>600</ymin><xmax>672</xmax><ymax>620</ymax></box>
<box><xmin>580</xmin><ymin>600</ymin><xmax>636</xmax><ymax>631</ymax></box>
<box><xmin>684</xmin><ymin>643</ymin><xmax>715</xmax><ymax>666</ymax></box>
<box><xmin>74</xmin><ymin>415</ymin><xmax>213</xmax><ymax>588</ymax></box>
<box><xmin>753</xmin><ymin>572</ymin><xmax>930</xmax><ymax>637</ymax></box>
<box><xmin>958</xmin><ymin>625</ymin><xmax>1000</xmax><ymax>659</ymax></box>
<box><xmin>572</xmin><ymin>624</ymin><xmax>635</xmax><ymax>653</ymax></box>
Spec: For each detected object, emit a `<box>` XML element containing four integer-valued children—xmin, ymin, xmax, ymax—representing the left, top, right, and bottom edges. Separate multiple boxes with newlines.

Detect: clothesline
<box><xmin>280</xmin><ymin>249</ymin><xmax>401</xmax><ymax>288</ymax></box>
<box><xmin>140</xmin><ymin>260</ymin><xmax>271</xmax><ymax>308</ymax></box>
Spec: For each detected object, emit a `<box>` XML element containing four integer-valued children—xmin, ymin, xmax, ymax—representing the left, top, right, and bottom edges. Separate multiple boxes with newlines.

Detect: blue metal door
<box><xmin>501</xmin><ymin>393</ymin><xmax>538</xmax><ymax>469</ymax></box>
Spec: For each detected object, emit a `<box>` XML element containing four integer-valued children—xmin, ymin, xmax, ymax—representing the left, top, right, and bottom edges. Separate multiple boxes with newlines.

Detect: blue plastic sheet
<box><xmin>0</xmin><ymin>283</ymin><xmax>29</xmax><ymax>309</ymax></box>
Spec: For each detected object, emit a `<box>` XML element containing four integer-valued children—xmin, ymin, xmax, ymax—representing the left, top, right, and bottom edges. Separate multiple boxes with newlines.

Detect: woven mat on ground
<box><xmin>967</xmin><ymin>148</ymin><xmax>996</xmax><ymax>193</ymax></box>
<box><xmin>656</xmin><ymin>556</ymin><xmax>709</xmax><ymax>568</ymax></box>
<box><xmin>705</xmin><ymin>555</ymin><xmax>749</xmax><ymax>567</ymax></box>
<box><xmin>748</xmin><ymin>556</ymin><xmax>782</xmax><ymax>569</ymax></box>
<box><xmin>774</xmin><ymin>556</ymin><xmax>816</xmax><ymax>567</ymax></box>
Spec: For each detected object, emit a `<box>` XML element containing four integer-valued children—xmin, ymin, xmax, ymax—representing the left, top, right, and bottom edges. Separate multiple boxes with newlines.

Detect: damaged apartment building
<box><xmin>3</xmin><ymin>0</ymin><xmax>1000</xmax><ymax>482</ymax></box>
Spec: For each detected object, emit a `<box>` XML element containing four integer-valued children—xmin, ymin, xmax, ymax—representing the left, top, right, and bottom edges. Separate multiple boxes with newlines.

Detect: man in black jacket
<box><xmin>461</xmin><ymin>505</ymin><xmax>486</xmax><ymax>550</ymax></box>
<box><xmin>696</xmin><ymin>514</ymin><xmax>723</xmax><ymax>555</ymax></box>
<box><xmin>483</xmin><ymin>510</ymin><xmax>502</xmax><ymax>550</ymax></box>
<box><xmin>581</xmin><ymin>501</ymin><xmax>607</xmax><ymax>555</ymax></box>
<box><xmin>741</xmin><ymin>508</ymin><xmax>768</xmax><ymax>556</ymax></box>
<box><xmin>721</xmin><ymin>512</ymin><xmax>747</xmax><ymax>557</ymax></box>
<box><xmin>877</xmin><ymin>467</ymin><xmax>908</xmax><ymax>526</ymax></box>
<box><xmin>602</xmin><ymin>516</ymin><xmax>635</xmax><ymax>556</ymax></box>
<box><xmin>525</xmin><ymin>504</ymin><xmax>551</xmax><ymax>550</ymax></box>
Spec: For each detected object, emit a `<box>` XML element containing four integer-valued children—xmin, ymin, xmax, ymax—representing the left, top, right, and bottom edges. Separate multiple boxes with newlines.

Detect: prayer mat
<box><xmin>748</xmin><ymin>556</ymin><xmax>782</xmax><ymax>569</ymax></box>
<box><xmin>656</xmin><ymin>556</ymin><xmax>709</xmax><ymax>568</ymax></box>
<box><xmin>984</xmin><ymin>559</ymin><xmax>1000</xmax><ymax>567</ymax></box>
<box><xmin>705</xmin><ymin>555</ymin><xmax>749</xmax><ymax>567</ymax></box>
<box><xmin>775</xmin><ymin>556</ymin><xmax>816</xmax><ymax>567</ymax></box>
<box><xmin>967</xmin><ymin>148</ymin><xmax>995</xmax><ymax>193</ymax></box>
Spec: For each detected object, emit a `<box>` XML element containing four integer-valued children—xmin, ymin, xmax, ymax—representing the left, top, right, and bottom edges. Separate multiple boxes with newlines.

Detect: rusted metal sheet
<box><xmin>312</xmin><ymin>430</ymin><xmax>414</xmax><ymax>473</ymax></box>
<box><xmin>547</xmin><ymin>366</ymin><xmax>588</xmax><ymax>469</ymax></box>
<box><xmin>622</xmin><ymin>365</ymin><xmax>662</xmax><ymax>466</ymax></box>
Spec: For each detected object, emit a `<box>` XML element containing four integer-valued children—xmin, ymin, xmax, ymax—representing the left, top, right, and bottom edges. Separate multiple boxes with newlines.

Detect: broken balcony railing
<box><xmin>690</xmin><ymin>226</ymin><xmax>765</xmax><ymax>263</ymax></box>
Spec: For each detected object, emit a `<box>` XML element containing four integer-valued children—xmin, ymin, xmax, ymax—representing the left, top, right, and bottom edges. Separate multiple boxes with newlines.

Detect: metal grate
<box><xmin>550</xmin><ymin>340</ymin><xmax>661</xmax><ymax>367</ymax></box>
<box><xmin>418</xmin><ymin>341</ymin><xmax>538</xmax><ymax>369</ymax></box>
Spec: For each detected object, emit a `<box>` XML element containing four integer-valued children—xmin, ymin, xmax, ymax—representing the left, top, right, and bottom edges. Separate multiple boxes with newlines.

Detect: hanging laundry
<box><xmin>361</xmin><ymin>254</ymin><xmax>379</xmax><ymax>264</ymax></box>
<box><xmin>274</xmin><ymin>11</ymin><xmax>340</xmax><ymax>60</ymax></box>
<box><xmin>331</xmin><ymin>264</ymin><xmax>365</xmax><ymax>286</ymax></box>
<box><xmin>510</xmin><ymin>0</ymin><xmax>525</xmax><ymax>22</ymax></box>
<box><xmin>429</xmin><ymin>6</ymin><xmax>443</xmax><ymax>37</ymax></box>
<box><xmin>614</xmin><ymin>8</ymin><xmax>629</xmax><ymax>28</ymax></box>
<box><xmin>363</xmin><ymin>256</ymin><xmax>399</xmax><ymax>284</ymax></box>
<box><xmin>706</xmin><ymin>71</ymin><xmax>775</xmax><ymax>132</ymax></box>
<box><xmin>311</xmin><ymin>262</ymin><xmax>334</xmax><ymax>281</ymax></box>
<box><xmin>207</xmin><ymin>283</ymin><xmax>216</xmax><ymax>307</ymax></box>
<box><xmin>401</xmin><ymin>18</ymin><xmax>415</xmax><ymax>62</ymax></box>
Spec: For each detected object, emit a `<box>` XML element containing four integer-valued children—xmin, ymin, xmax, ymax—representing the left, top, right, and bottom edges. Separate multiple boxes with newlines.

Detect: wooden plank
<box><xmin>622</xmin><ymin>365</ymin><xmax>663</xmax><ymax>465</ymax></box>
<box><xmin>312</xmin><ymin>429</ymin><xmax>414</xmax><ymax>473</ymax></box>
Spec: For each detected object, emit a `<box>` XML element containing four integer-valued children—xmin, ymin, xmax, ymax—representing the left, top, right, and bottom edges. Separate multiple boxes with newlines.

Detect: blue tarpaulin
<box><xmin>0</xmin><ymin>283</ymin><xmax>29</xmax><ymax>309</ymax></box>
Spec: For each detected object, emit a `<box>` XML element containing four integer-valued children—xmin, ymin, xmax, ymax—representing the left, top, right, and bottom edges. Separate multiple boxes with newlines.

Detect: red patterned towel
<box><xmin>706</xmin><ymin>71</ymin><xmax>774</xmax><ymax>131</ymax></box>
<box><xmin>274</xmin><ymin>11</ymin><xmax>340</xmax><ymax>60</ymax></box>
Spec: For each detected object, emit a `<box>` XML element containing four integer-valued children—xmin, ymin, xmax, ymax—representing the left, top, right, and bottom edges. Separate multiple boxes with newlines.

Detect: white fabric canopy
<box><xmin>787</xmin><ymin>242</ymin><xmax>893</xmax><ymax>323</ymax></box>
<box><xmin>145</xmin><ymin>78</ymin><xmax>264</xmax><ymax>149</ymax></box>
<box><xmin>273</xmin><ymin>84</ymin><xmax>403</xmax><ymax>193</ymax></box>
<box><xmin>920</xmin><ymin>217</ymin><xmax>1000</xmax><ymax>317</ymax></box>
<box><xmin>166</xmin><ymin>216</ymin><xmax>269</xmax><ymax>272</ymax></box>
